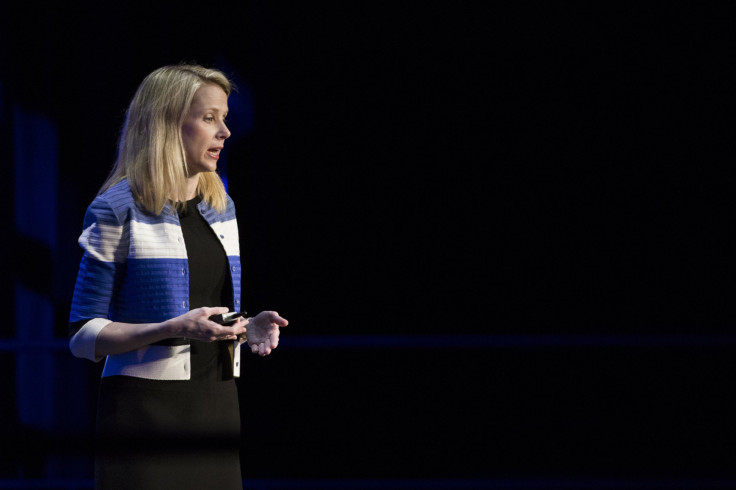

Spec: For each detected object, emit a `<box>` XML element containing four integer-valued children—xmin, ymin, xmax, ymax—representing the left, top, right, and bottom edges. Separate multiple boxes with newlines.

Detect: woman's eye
<box><xmin>204</xmin><ymin>116</ymin><xmax>214</xmax><ymax>122</ymax></box>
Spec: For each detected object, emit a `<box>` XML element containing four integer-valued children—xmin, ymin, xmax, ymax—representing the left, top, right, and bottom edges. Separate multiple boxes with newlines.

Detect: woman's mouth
<box><xmin>207</xmin><ymin>148</ymin><xmax>221</xmax><ymax>160</ymax></box>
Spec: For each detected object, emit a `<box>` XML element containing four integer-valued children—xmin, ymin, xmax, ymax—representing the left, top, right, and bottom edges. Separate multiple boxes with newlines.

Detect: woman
<box><xmin>68</xmin><ymin>64</ymin><xmax>288</xmax><ymax>489</ymax></box>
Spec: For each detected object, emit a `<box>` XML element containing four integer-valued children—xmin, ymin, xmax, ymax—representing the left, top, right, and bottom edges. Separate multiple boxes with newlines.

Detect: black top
<box><xmin>178</xmin><ymin>195</ymin><xmax>235</xmax><ymax>381</ymax></box>
<box><xmin>178</xmin><ymin>196</ymin><xmax>232</xmax><ymax>310</ymax></box>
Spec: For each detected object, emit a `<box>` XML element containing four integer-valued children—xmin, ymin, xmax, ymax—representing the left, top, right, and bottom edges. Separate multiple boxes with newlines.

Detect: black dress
<box><xmin>94</xmin><ymin>197</ymin><xmax>242</xmax><ymax>490</ymax></box>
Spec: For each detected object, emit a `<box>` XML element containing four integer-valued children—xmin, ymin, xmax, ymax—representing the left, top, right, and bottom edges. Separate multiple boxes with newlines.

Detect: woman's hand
<box><xmin>171</xmin><ymin>307</ymin><xmax>247</xmax><ymax>342</ymax></box>
<box><xmin>95</xmin><ymin>307</ymin><xmax>247</xmax><ymax>357</ymax></box>
<box><xmin>244</xmin><ymin>311</ymin><xmax>288</xmax><ymax>356</ymax></box>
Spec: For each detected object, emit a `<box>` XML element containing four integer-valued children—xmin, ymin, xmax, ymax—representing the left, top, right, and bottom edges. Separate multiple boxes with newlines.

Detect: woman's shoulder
<box><xmin>97</xmin><ymin>179</ymin><xmax>134</xmax><ymax>207</ymax></box>
<box><xmin>86</xmin><ymin>179</ymin><xmax>140</xmax><ymax>225</ymax></box>
<box><xmin>219</xmin><ymin>192</ymin><xmax>238</xmax><ymax>221</ymax></box>
<box><xmin>225</xmin><ymin>192</ymin><xmax>236</xmax><ymax>212</ymax></box>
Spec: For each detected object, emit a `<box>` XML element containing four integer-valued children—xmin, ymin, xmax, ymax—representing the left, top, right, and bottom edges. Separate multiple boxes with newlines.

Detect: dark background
<box><xmin>1</xmin><ymin>2</ymin><xmax>735</xmax><ymax>488</ymax></box>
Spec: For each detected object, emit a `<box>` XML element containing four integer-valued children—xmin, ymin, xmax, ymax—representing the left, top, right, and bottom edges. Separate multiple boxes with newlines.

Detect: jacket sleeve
<box><xmin>68</xmin><ymin>194</ymin><xmax>129</xmax><ymax>362</ymax></box>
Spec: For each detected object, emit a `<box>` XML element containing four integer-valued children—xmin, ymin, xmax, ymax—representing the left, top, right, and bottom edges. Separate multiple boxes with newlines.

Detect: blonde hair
<box><xmin>100</xmin><ymin>64</ymin><xmax>233</xmax><ymax>214</ymax></box>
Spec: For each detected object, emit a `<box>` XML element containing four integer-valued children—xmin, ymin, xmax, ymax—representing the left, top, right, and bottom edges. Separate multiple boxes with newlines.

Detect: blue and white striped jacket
<box><xmin>68</xmin><ymin>179</ymin><xmax>242</xmax><ymax>380</ymax></box>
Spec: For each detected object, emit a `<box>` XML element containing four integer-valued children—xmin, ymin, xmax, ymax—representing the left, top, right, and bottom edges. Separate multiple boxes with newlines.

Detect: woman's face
<box><xmin>182</xmin><ymin>84</ymin><xmax>231</xmax><ymax>175</ymax></box>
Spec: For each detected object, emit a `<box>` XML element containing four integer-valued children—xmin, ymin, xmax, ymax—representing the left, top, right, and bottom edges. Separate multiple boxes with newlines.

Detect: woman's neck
<box><xmin>184</xmin><ymin>175</ymin><xmax>199</xmax><ymax>200</ymax></box>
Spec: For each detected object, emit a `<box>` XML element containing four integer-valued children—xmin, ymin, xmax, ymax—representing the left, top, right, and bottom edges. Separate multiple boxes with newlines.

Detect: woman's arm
<box><xmin>94</xmin><ymin>306</ymin><xmax>248</xmax><ymax>358</ymax></box>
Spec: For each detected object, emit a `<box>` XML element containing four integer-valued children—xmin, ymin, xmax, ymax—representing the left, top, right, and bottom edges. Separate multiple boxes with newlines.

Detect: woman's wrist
<box><xmin>158</xmin><ymin>318</ymin><xmax>180</xmax><ymax>339</ymax></box>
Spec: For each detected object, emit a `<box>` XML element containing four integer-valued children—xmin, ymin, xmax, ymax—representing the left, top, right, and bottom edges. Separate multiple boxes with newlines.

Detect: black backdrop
<box><xmin>1</xmin><ymin>2</ymin><xmax>735</xmax><ymax>487</ymax></box>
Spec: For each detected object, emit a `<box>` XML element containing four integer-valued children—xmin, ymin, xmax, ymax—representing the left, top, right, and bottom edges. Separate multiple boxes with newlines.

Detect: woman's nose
<box><xmin>219</xmin><ymin>123</ymin><xmax>231</xmax><ymax>139</ymax></box>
